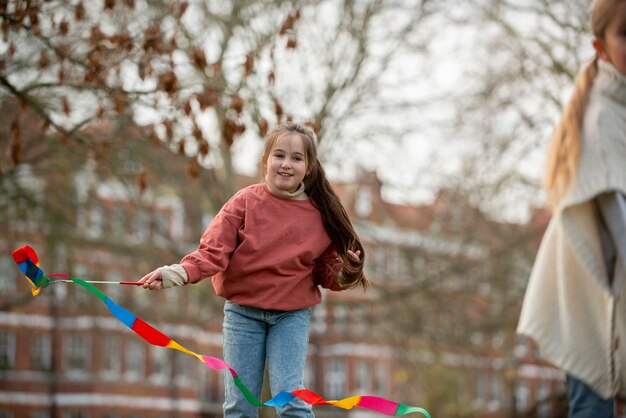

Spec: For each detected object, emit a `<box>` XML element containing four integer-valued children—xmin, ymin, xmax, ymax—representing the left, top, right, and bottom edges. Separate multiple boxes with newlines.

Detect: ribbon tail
<box><xmin>71</xmin><ymin>277</ymin><xmax>267</xmax><ymax>407</ymax></box>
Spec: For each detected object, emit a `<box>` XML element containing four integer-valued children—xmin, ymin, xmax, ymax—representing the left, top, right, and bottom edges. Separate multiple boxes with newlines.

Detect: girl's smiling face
<box><xmin>265</xmin><ymin>133</ymin><xmax>308</xmax><ymax>193</ymax></box>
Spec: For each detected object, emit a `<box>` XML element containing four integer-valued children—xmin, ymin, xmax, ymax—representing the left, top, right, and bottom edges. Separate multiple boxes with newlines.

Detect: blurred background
<box><xmin>0</xmin><ymin>1</ymin><xmax>618</xmax><ymax>417</ymax></box>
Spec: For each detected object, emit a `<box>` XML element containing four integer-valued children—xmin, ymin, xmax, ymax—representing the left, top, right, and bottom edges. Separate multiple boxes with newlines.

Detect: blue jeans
<box><xmin>567</xmin><ymin>374</ymin><xmax>614</xmax><ymax>418</ymax></box>
<box><xmin>222</xmin><ymin>301</ymin><xmax>314</xmax><ymax>418</ymax></box>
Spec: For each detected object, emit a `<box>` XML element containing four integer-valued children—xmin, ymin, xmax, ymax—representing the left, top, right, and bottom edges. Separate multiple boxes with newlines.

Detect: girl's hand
<box><xmin>138</xmin><ymin>269</ymin><xmax>164</xmax><ymax>290</ymax></box>
<box><xmin>347</xmin><ymin>249</ymin><xmax>361</xmax><ymax>262</ymax></box>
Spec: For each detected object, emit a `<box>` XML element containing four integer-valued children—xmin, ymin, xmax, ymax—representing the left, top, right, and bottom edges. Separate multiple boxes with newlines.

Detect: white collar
<box><xmin>596</xmin><ymin>60</ymin><xmax>626</xmax><ymax>106</ymax></box>
<box><xmin>265</xmin><ymin>179</ymin><xmax>308</xmax><ymax>200</ymax></box>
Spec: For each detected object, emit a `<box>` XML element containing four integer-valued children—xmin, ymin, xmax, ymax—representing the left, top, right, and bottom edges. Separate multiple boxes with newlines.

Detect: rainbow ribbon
<box><xmin>12</xmin><ymin>245</ymin><xmax>51</xmax><ymax>296</ymax></box>
<box><xmin>11</xmin><ymin>245</ymin><xmax>430</xmax><ymax>417</ymax></box>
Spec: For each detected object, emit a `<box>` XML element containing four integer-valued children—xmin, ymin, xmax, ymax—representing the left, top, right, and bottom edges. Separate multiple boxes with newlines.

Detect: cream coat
<box><xmin>517</xmin><ymin>60</ymin><xmax>626</xmax><ymax>399</ymax></box>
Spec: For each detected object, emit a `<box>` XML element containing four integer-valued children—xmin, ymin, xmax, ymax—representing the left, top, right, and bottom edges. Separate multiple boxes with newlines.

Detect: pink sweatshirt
<box><xmin>180</xmin><ymin>183</ymin><xmax>343</xmax><ymax>310</ymax></box>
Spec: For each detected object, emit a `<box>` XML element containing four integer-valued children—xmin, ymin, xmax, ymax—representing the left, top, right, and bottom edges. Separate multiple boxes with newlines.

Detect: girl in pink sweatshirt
<box><xmin>138</xmin><ymin>122</ymin><xmax>368</xmax><ymax>418</ymax></box>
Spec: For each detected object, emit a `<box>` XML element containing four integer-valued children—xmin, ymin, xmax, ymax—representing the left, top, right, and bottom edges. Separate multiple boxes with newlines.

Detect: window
<box><xmin>333</xmin><ymin>305</ymin><xmax>348</xmax><ymax>334</ymax></box>
<box><xmin>370</xmin><ymin>245</ymin><xmax>385</xmax><ymax>276</ymax></box>
<box><xmin>53</xmin><ymin>280</ymin><xmax>67</xmax><ymax>302</ymax></box>
<box><xmin>387</xmin><ymin>247</ymin><xmax>400</xmax><ymax>278</ymax></box>
<box><xmin>31</xmin><ymin>333</ymin><xmax>52</xmax><ymax>371</ymax></box>
<box><xmin>310</xmin><ymin>304</ymin><xmax>326</xmax><ymax>333</ymax></box>
<box><xmin>488</xmin><ymin>375</ymin><xmax>503</xmax><ymax>412</ymax></box>
<box><xmin>164</xmin><ymin>288</ymin><xmax>181</xmax><ymax>311</ymax></box>
<box><xmin>30</xmin><ymin>412</ymin><xmax>50</xmax><ymax>418</ymax></box>
<box><xmin>0</xmin><ymin>411</ymin><xmax>14</xmax><ymax>418</ymax></box>
<box><xmin>537</xmin><ymin>382</ymin><xmax>551</xmax><ymax>418</ymax></box>
<box><xmin>354</xmin><ymin>360</ymin><xmax>371</xmax><ymax>393</ymax></box>
<box><xmin>515</xmin><ymin>381</ymin><xmax>530</xmax><ymax>413</ymax></box>
<box><xmin>133</xmin><ymin>207</ymin><xmax>149</xmax><ymax>242</ymax></box>
<box><xmin>216</xmin><ymin>367</ymin><xmax>225</xmax><ymax>401</ymax></box>
<box><xmin>133</xmin><ymin>288</ymin><xmax>151</xmax><ymax>309</ymax></box>
<box><xmin>65</xmin><ymin>333</ymin><xmax>91</xmax><ymax>374</ymax></box>
<box><xmin>513</xmin><ymin>336</ymin><xmax>530</xmax><ymax>358</ymax></box>
<box><xmin>101</xmin><ymin>336</ymin><xmax>121</xmax><ymax>378</ymax></box>
<box><xmin>0</xmin><ymin>255</ymin><xmax>15</xmax><ymax>293</ymax></box>
<box><xmin>413</xmin><ymin>255</ymin><xmax>426</xmax><ymax>276</ymax></box>
<box><xmin>104</xmin><ymin>271</ymin><xmax>123</xmax><ymax>301</ymax></box>
<box><xmin>325</xmin><ymin>358</ymin><xmax>347</xmax><ymax>399</ymax></box>
<box><xmin>124</xmin><ymin>340</ymin><xmax>144</xmax><ymax>381</ymax></box>
<box><xmin>352</xmin><ymin>306</ymin><xmax>369</xmax><ymax>335</ymax></box>
<box><xmin>150</xmin><ymin>346</ymin><xmax>170</xmax><ymax>384</ymax></box>
<box><xmin>0</xmin><ymin>331</ymin><xmax>16</xmax><ymax>369</ymax></box>
<box><xmin>174</xmin><ymin>350</ymin><xmax>193</xmax><ymax>387</ymax></box>
<box><xmin>474</xmin><ymin>372</ymin><xmax>486</xmax><ymax>408</ymax></box>
<box><xmin>355</xmin><ymin>187</ymin><xmax>373</xmax><ymax>217</ymax></box>
<box><xmin>154</xmin><ymin>211</ymin><xmax>168</xmax><ymax>240</ymax></box>
<box><xmin>199</xmin><ymin>367</ymin><xmax>223</xmax><ymax>403</ymax></box>
<box><xmin>87</xmin><ymin>204</ymin><xmax>105</xmax><ymax>239</ymax></box>
<box><xmin>304</xmin><ymin>359</ymin><xmax>315</xmax><ymax>389</ymax></box>
<box><xmin>76</xmin><ymin>205</ymin><xmax>88</xmax><ymax>232</ymax></box>
<box><xmin>397</xmin><ymin>249</ymin><xmax>411</xmax><ymax>281</ymax></box>
<box><xmin>111</xmin><ymin>204</ymin><xmax>126</xmax><ymax>239</ymax></box>
<box><xmin>198</xmin><ymin>363</ymin><xmax>212</xmax><ymax>402</ymax></box>
<box><xmin>54</xmin><ymin>245</ymin><xmax>69</xmax><ymax>272</ymax></box>
<box><xmin>73</xmin><ymin>265</ymin><xmax>91</xmax><ymax>305</ymax></box>
<box><xmin>373</xmin><ymin>363</ymin><xmax>390</xmax><ymax>397</ymax></box>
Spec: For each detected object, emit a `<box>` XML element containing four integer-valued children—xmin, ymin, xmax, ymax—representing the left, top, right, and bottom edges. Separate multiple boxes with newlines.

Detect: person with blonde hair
<box><xmin>138</xmin><ymin>122</ymin><xmax>367</xmax><ymax>417</ymax></box>
<box><xmin>517</xmin><ymin>0</ymin><xmax>626</xmax><ymax>416</ymax></box>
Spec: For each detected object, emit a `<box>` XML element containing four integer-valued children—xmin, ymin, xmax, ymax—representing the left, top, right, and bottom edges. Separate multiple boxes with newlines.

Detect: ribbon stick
<box><xmin>11</xmin><ymin>245</ymin><xmax>430</xmax><ymax>417</ymax></box>
<box><xmin>48</xmin><ymin>275</ymin><xmax>141</xmax><ymax>286</ymax></box>
<box><xmin>11</xmin><ymin>246</ymin><xmax>140</xmax><ymax>295</ymax></box>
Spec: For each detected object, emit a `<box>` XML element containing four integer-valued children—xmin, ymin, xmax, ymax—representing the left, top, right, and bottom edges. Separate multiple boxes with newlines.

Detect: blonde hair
<box><xmin>544</xmin><ymin>0</ymin><xmax>623</xmax><ymax>209</ymax></box>
<box><xmin>260</xmin><ymin>122</ymin><xmax>369</xmax><ymax>290</ymax></box>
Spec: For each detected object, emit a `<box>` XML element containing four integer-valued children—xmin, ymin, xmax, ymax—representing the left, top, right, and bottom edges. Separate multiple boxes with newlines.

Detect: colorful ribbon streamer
<box><xmin>12</xmin><ymin>245</ymin><xmax>50</xmax><ymax>296</ymax></box>
<box><xmin>11</xmin><ymin>245</ymin><xmax>430</xmax><ymax>417</ymax></box>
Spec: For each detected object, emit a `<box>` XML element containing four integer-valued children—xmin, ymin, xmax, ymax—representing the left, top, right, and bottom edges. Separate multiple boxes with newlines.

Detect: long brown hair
<box><xmin>544</xmin><ymin>0</ymin><xmax>621</xmax><ymax>209</ymax></box>
<box><xmin>260</xmin><ymin>122</ymin><xmax>369</xmax><ymax>290</ymax></box>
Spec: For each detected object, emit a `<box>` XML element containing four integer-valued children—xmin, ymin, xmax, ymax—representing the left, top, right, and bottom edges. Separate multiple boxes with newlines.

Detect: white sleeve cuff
<box><xmin>158</xmin><ymin>264</ymin><xmax>188</xmax><ymax>288</ymax></box>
